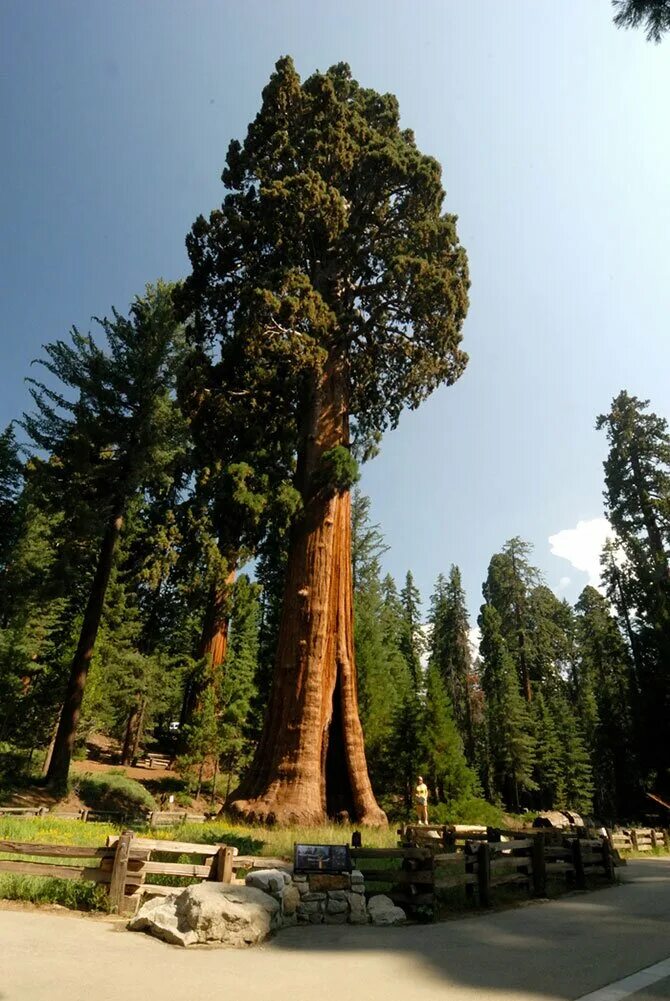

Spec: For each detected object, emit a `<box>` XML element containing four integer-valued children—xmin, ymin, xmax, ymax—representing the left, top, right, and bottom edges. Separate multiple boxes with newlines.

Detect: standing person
<box><xmin>415</xmin><ymin>776</ymin><xmax>429</xmax><ymax>825</ymax></box>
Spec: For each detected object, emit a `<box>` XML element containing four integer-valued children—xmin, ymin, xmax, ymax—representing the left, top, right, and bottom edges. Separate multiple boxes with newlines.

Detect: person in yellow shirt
<box><xmin>415</xmin><ymin>776</ymin><xmax>429</xmax><ymax>825</ymax></box>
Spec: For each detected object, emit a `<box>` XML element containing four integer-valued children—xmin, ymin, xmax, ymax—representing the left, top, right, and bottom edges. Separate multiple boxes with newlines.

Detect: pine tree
<box><xmin>400</xmin><ymin>571</ymin><xmax>424</xmax><ymax>689</ymax></box>
<box><xmin>551</xmin><ymin>693</ymin><xmax>594</xmax><ymax>815</ymax></box>
<box><xmin>575</xmin><ymin>585</ymin><xmax>637</xmax><ymax>818</ymax></box>
<box><xmin>22</xmin><ymin>282</ymin><xmax>187</xmax><ymax>786</ymax></box>
<box><xmin>483</xmin><ymin>539</ymin><xmax>541</xmax><ymax>702</ymax></box>
<box><xmin>597</xmin><ymin>392</ymin><xmax>670</xmax><ymax>788</ymax></box>
<box><xmin>478</xmin><ymin>604</ymin><xmax>536</xmax><ymax>810</ymax></box>
<box><xmin>428</xmin><ymin>566</ymin><xmax>475</xmax><ymax>761</ymax></box>
<box><xmin>219</xmin><ymin>574</ymin><xmax>260</xmax><ymax>797</ymax></box>
<box><xmin>612</xmin><ymin>0</ymin><xmax>670</xmax><ymax>42</ymax></box>
<box><xmin>350</xmin><ymin>495</ymin><xmax>409</xmax><ymax>794</ymax></box>
<box><xmin>422</xmin><ymin>663</ymin><xmax>478</xmax><ymax>805</ymax></box>
<box><xmin>182</xmin><ymin>57</ymin><xmax>469</xmax><ymax>824</ymax></box>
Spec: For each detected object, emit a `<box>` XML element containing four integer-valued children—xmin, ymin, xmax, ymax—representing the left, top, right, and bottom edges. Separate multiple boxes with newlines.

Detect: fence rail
<box><xmin>0</xmin><ymin>822</ymin><xmax>646</xmax><ymax>920</ymax></box>
<box><xmin>0</xmin><ymin>806</ymin><xmax>208</xmax><ymax>826</ymax></box>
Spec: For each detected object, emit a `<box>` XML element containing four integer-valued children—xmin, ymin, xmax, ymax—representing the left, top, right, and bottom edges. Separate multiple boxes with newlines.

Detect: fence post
<box><xmin>651</xmin><ymin>830</ymin><xmax>658</xmax><ymax>850</ymax></box>
<box><xmin>532</xmin><ymin>833</ymin><xmax>546</xmax><ymax>897</ymax></box>
<box><xmin>477</xmin><ymin>842</ymin><xmax>491</xmax><ymax>907</ymax></box>
<box><xmin>571</xmin><ymin>838</ymin><xmax>586</xmax><ymax>890</ymax></box>
<box><xmin>211</xmin><ymin>845</ymin><xmax>235</xmax><ymax>883</ymax></box>
<box><xmin>601</xmin><ymin>836</ymin><xmax>615</xmax><ymax>881</ymax></box>
<box><xmin>664</xmin><ymin>830</ymin><xmax>670</xmax><ymax>851</ymax></box>
<box><xmin>630</xmin><ymin>829</ymin><xmax>639</xmax><ymax>851</ymax></box>
<box><xmin>109</xmin><ymin>830</ymin><xmax>133</xmax><ymax>914</ymax></box>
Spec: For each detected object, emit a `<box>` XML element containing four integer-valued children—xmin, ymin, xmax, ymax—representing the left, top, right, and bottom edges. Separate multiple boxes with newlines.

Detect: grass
<box><xmin>0</xmin><ymin>815</ymin><xmax>397</xmax><ymax>911</ymax></box>
<box><xmin>0</xmin><ymin>817</ymin><xmax>120</xmax><ymax>910</ymax></box>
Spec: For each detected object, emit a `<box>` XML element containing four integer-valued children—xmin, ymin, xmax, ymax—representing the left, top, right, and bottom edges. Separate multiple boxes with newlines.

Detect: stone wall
<box><xmin>129</xmin><ymin>867</ymin><xmax>406</xmax><ymax>948</ymax></box>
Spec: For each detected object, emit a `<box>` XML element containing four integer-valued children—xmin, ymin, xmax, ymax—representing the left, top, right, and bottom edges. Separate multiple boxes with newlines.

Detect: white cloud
<box><xmin>548</xmin><ymin>518</ymin><xmax>614</xmax><ymax>590</ymax></box>
<box><xmin>558</xmin><ymin>576</ymin><xmax>571</xmax><ymax>590</ymax></box>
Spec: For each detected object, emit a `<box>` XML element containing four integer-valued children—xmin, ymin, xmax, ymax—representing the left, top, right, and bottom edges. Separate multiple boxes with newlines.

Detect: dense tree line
<box><xmin>0</xmin><ymin>59</ymin><xmax>668</xmax><ymax>825</ymax></box>
<box><xmin>0</xmin><ymin>381</ymin><xmax>668</xmax><ymax>821</ymax></box>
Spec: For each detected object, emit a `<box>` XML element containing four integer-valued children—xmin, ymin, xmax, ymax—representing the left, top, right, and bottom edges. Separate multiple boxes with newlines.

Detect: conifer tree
<box><xmin>478</xmin><ymin>604</ymin><xmax>536</xmax><ymax>810</ymax></box>
<box><xmin>575</xmin><ymin>585</ymin><xmax>637</xmax><ymax>817</ymax></box>
<box><xmin>422</xmin><ymin>662</ymin><xmax>478</xmax><ymax>804</ymax></box>
<box><xmin>219</xmin><ymin>574</ymin><xmax>260</xmax><ymax>795</ymax></box>
<box><xmin>400</xmin><ymin>571</ymin><xmax>425</xmax><ymax>689</ymax></box>
<box><xmin>612</xmin><ymin>0</ymin><xmax>670</xmax><ymax>42</ymax></box>
<box><xmin>22</xmin><ymin>282</ymin><xmax>187</xmax><ymax>787</ymax></box>
<box><xmin>182</xmin><ymin>57</ymin><xmax>469</xmax><ymax>824</ymax></box>
<box><xmin>428</xmin><ymin>566</ymin><xmax>475</xmax><ymax>760</ymax></box>
<box><xmin>350</xmin><ymin>495</ymin><xmax>410</xmax><ymax>793</ymax></box>
<box><xmin>483</xmin><ymin>539</ymin><xmax>540</xmax><ymax>702</ymax></box>
<box><xmin>597</xmin><ymin>392</ymin><xmax>670</xmax><ymax>786</ymax></box>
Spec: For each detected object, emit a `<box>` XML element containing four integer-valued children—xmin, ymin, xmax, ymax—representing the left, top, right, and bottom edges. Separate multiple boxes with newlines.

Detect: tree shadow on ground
<box><xmin>268</xmin><ymin>861</ymin><xmax>670</xmax><ymax>1001</ymax></box>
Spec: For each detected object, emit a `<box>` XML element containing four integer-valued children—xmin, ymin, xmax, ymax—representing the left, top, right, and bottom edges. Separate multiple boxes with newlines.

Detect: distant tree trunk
<box><xmin>46</xmin><ymin>506</ymin><xmax>124</xmax><ymax>788</ymax></box>
<box><xmin>180</xmin><ymin>570</ymin><xmax>236</xmax><ymax>727</ymax></box>
<box><xmin>228</xmin><ymin>353</ymin><xmax>386</xmax><ymax>826</ymax></box>
<box><xmin>121</xmin><ymin>695</ymin><xmax>146</xmax><ymax>765</ymax></box>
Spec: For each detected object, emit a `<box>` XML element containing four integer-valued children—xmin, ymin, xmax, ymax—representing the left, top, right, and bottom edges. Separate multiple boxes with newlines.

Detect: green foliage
<box><xmin>612</xmin><ymin>0</ymin><xmax>670</xmax><ymax>42</ymax></box>
<box><xmin>220</xmin><ymin>574</ymin><xmax>260</xmax><ymax>780</ymax></box>
<box><xmin>429</xmin><ymin>797</ymin><xmax>508</xmax><ymax>828</ymax></box>
<box><xmin>0</xmin><ymin>873</ymin><xmax>109</xmax><ymax>911</ymax></box>
<box><xmin>422</xmin><ymin>664</ymin><xmax>479</xmax><ymax>803</ymax></box>
<box><xmin>428</xmin><ymin>566</ymin><xmax>476</xmax><ymax>761</ymax></box>
<box><xmin>75</xmin><ymin>772</ymin><xmax>157</xmax><ymax>815</ymax></box>
<box><xmin>597</xmin><ymin>391</ymin><xmax>670</xmax><ymax>791</ymax></box>
<box><xmin>478</xmin><ymin>604</ymin><xmax>536</xmax><ymax>810</ymax></box>
<box><xmin>315</xmin><ymin>446</ymin><xmax>360</xmax><ymax>494</ymax></box>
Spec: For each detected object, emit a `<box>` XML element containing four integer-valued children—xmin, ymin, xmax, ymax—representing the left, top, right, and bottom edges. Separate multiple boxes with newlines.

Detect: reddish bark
<box><xmin>228</xmin><ymin>355</ymin><xmax>386</xmax><ymax>826</ymax></box>
<box><xmin>181</xmin><ymin>570</ymin><xmax>236</xmax><ymax>726</ymax></box>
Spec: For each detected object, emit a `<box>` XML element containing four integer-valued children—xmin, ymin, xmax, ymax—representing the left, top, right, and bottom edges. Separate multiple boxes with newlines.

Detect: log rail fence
<box><xmin>0</xmin><ymin>822</ymin><xmax>655</xmax><ymax>919</ymax></box>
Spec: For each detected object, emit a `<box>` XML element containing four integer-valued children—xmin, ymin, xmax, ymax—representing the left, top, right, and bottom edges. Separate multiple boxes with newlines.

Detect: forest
<box><xmin>1</xmin><ymin>57</ymin><xmax>669</xmax><ymax>828</ymax></box>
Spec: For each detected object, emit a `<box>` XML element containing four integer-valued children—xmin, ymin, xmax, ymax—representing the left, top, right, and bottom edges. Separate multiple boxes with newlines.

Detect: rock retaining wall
<box><xmin>129</xmin><ymin>867</ymin><xmax>406</xmax><ymax>947</ymax></box>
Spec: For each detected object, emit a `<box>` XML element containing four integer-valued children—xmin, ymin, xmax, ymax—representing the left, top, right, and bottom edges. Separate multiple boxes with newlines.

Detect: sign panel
<box><xmin>293</xmin><ymin>843</ymin><xmax>351</xmax><ymax>873</ymax></box>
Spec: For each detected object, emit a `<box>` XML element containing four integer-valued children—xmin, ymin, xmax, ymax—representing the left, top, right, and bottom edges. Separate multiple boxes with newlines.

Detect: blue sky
<box><xmin>2</xmin><ymin>1</ymin><xmax>669</xmax><ymax>620</ymax></box>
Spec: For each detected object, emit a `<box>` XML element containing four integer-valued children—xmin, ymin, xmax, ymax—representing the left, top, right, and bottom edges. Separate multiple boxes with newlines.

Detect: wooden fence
<box><xmin>0</xmin><ymin>832</ymin><xmax>291</xmax><ymax>915</ymax></box>
<box><xmin>0</xmin><ymin>827</ymin><xmax>627</xmax><ymax>920</ymax></box>
<box><xmin>0</xmin><ymin>806</ymin><xmax>208</xmax><ymax>826</ymax></box>
<box><xmin>609</xmin><ymin>828</ymin><xmax>670</xmax><ymax>853</ymax></box>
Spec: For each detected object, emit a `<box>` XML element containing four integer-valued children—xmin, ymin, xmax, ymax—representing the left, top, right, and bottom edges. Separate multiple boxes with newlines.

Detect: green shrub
<box><xmin>0</xmin><ymin>873</ymin><xmax>109</xmax><ymax>911</ymax></box>
<box><xmin>75</xmin><ymin>772</ymin><xmax>156</xmax><ymax>815</ymax></box>
<box><xmin>429</xmin><ymin>797</ymin><xmax>508</xmax><ymax>828</ymax></box>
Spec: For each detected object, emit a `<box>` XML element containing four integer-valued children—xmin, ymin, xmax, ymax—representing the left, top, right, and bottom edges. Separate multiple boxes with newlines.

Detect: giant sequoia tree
<box><xmin>182</xmin><ymin>58</ymin><xmax>469</xmax><ymax>824</ymax></box>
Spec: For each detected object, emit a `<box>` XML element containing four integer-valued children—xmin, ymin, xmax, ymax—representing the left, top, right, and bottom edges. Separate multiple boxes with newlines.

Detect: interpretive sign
<box><xmin>293</xmin><ymin>843</ymin><xmax>351</xmax><ymax>874</ymax></box>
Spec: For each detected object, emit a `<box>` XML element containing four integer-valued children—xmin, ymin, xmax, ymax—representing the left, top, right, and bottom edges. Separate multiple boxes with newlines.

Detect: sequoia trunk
<box><xmin>46</xmin><ymin>506</ymin><xmax>124</xmax><ymax>788</ymax></box>
<box><xmin>228</xmin><ymin>354</ymin><xmax>386</xmax><ymax>826</ymax></box>
<box><xmin>180</xmin><ymin>570</ymin><xmax>236</xmax><ymax>727</ymax></box>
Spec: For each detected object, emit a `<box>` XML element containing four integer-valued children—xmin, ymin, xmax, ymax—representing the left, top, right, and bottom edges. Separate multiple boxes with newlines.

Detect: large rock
<box><xmin>129</xmin><ymin>882</ymin><xmax>280</xmax><ymax>948</ymax></box>
<box><xmin>367</xmin><ymin>895</ymin><xmax>406</xmax><ymax>927</ymax></box>
<box><xmin>245</xmin><ymin>869</ymin><xmax>289</xmax><ymax>896</ymax></box>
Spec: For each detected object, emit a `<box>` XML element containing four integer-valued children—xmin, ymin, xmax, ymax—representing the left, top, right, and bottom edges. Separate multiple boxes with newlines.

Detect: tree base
<box><xmin>225</xmin><ymin>795</ymin><xmax>387</xmax><ymax>828</ymax></box>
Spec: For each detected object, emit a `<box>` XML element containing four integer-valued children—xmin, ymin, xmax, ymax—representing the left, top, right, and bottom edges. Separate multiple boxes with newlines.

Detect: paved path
<box><xmin>2</xmin><ymin>860</ymin><xmax>670</xmax><ymax>1001</ymax></box>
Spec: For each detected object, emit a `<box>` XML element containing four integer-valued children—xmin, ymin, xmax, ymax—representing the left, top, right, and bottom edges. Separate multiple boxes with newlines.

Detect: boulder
<box><xmin>367</xmin><ymin>895</ymin><xmax>406</xmax><ymax>927</ymax></box>
<box><xmin>129</xmin><ymin>882</ymin><xmax>280</xmax><ymax>948</ymax></box>
<box><xmin>245</xmin><ymin>868</ymin><xmax>288</xmax><ymax>896</ymax></box>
